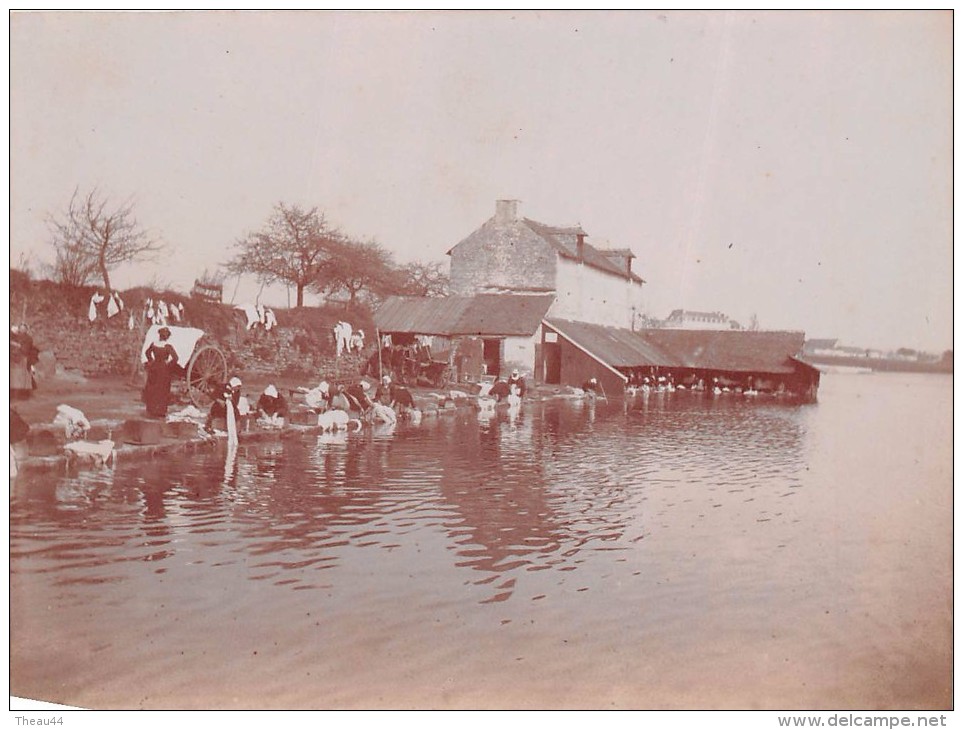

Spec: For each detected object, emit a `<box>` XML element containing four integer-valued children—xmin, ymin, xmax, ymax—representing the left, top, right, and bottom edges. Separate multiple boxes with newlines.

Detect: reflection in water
<box><xmin>437</xmin><ymin>410</ymin><xmax>561</xmax><ymax>601</ymax></box>
<box><xmin>10</xmin><ymin>375</ymin><xmax>952</xmax><ymax>709</ymax></box>
<box><xmin>7</xmin><ymin>394</ymin><xmax>811</xmax><ymax>602</ymax></box>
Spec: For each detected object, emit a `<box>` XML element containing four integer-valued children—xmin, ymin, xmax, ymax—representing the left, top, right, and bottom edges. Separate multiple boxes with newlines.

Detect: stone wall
<box><xmin>11</xmin><ymin>277</ymin><xmax>374</xmax><ymax>381</ymax></box>
<box><xmin>448</xmin><ymin>217</ymin><xmax>557</xmax><ymax>295</ymax></box>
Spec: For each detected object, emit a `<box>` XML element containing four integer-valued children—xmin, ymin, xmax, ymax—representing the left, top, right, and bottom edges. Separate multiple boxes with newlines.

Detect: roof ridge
<box><xmin>523</xmin><ymin>219</ymin><xmax>644</xmax><ymax>283</ymax></box>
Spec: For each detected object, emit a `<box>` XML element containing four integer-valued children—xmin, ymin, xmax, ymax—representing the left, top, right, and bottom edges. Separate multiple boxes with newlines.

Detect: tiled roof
<box><xmin>523</xmin><ymin>218</ymin><xmax>645</xmax><ymax>284</ymax></box>
<box><xmin>375</xmin><ymin>294</ymin><xmax>555</xmax><ymax>336</ymax></box>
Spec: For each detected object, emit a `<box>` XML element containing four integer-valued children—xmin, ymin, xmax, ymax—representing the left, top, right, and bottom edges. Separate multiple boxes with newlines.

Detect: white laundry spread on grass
<box><xmin>235</xmin><ymin>303</ymin><xmax>260</xmax><ymax>330</ymax></box>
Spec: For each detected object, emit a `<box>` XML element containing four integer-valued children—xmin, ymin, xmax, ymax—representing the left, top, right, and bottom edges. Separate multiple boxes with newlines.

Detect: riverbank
<box><xmin>10</xmin><ymin>372</ymin><xmax>327</xmax><ymax>477</ymax></box>
<box><xmin>9</xmin><ymin>370</ymin><xmax>576</xmax><ymax>478</ymax></box>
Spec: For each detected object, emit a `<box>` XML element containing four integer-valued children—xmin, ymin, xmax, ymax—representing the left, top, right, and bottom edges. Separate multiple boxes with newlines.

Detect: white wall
<box><xmin>549</xmin><ymin>257</ymin><xmax>645</xmax><ymax>327</ymax></box>
<box><xmin>664</xmin><ymin>319</ymin><xmax>732</xmax><ymax>331</ymax></box>
<box><xmin>503</xmin><ymin>331</ymin><xmax>540</xmax><ymax>375</ymax></box>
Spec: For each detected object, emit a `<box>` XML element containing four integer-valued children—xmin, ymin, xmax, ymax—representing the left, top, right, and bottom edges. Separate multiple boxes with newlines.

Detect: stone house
<box><xmin>447</xmin><ymin>199</ymin><xmax>645</xmax><ymax>329</ymax></box>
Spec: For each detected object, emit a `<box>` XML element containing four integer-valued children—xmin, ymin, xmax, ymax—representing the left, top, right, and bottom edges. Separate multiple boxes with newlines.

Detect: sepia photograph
<box><xmin>8</xmin><ymin>9</ymin><xmax>953</xmax><ymax>719</ymax></box>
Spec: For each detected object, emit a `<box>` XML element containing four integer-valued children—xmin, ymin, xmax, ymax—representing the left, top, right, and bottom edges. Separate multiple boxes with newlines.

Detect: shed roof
<box><xmin>546</xmin><ymin>319</ymin><xmax>809</xmax><ymax>375</ymax></box>
<box><xmin>545</xmin><ymin>319</ymin><xmax>676</xmax><ymax>368</ymax></box>
<box><xmin>454</xmin><ymin>294</ymin><xmax>556</xmax><ymax>336</ymax></box>
<box><xmin>642</xmin><ymin>328</ymin><xmax>807</xmax><ymax>373</ymax></box>
<box><xmin>374</xmin><ymin>296</ymin><xmax>470</xmax><ymax>335</ymax></box>
<box><xmin>375</xmin><ymin>294</ymin><xmax>555</xmax><ymax>336</ymax></box>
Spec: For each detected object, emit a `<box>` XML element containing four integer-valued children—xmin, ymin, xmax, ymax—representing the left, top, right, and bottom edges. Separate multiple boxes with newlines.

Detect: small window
<box><xmin>545</xmin><ymin>332</ymin><xmax>558</xmax><ymax>343</ymax></box>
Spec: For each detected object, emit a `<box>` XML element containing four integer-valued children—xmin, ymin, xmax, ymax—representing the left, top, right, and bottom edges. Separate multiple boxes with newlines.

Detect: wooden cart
<box><xmin>183</xmin><ymin>339</ymin><xmax>228</xmax><ymax>408</ymax></box>
<box><xmin>143</xmin><ymin>325</ymin><xmax>228</xmax><ymax>409</ymax></box>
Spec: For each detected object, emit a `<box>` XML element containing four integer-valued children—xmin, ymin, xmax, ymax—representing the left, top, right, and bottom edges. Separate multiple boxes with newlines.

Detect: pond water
<box><xmin>10</xmin><ymin>373</ymin><xmax>952</xmax><ymax>710</ymax></box>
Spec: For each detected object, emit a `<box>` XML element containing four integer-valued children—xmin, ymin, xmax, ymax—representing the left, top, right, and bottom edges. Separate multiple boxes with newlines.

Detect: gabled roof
<box><xmin>545</xmin><ymin>319</ymin><xmax>809</xmax><ymax>375</ymax></box>
<box><xmin>375</xmin><ymin>294</ymin><xmax>555</xmax><ymax>336</ymax></box>
<box><xmin>523</xmin><ymin>218</ymin><xmax>645</xmax><ymax>284</ymax></box>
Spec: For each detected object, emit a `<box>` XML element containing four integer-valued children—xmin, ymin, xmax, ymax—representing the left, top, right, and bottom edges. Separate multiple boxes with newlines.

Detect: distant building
<box><xmin>803</xmin><ymin>338</ymin><xmax>839</xmax><ymax>356</ymax></box>
<box><xmin>664</xmin><ymin>309</ymin><xmax>741</xmax><ymax>331</ymax></box>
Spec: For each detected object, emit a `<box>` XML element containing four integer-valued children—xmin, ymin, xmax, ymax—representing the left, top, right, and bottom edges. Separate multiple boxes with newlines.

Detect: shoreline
<box><xmin>11</xmin><ymin>368</ymin><xmax>873</xmax><ymax>479</ymax></box>
<box><xmin>9</xmin><ymin>372</ymin><xmax>542</xmax><ymax>478</ymax></box>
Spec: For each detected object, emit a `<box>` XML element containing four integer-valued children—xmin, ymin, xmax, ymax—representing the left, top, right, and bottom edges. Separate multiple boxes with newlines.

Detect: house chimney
<box><xmin>495</xmin><ymin>199</ymin><xmax>519</xmax><ymax>223</ymax></box>
<box><xmin>576</xmin><ymin>232</ymin><xmax>586</xmax><ymax>261</ymax></box>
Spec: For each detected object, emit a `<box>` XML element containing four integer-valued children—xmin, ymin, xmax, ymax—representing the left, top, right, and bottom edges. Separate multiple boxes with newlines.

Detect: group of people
<box><xmin>487</xmin><ymin>369</ymin><xmax>527</xmax><ymax>403</ymax></box>
<box><xmin>199</xmin><ymin>376</ymin><xmax>289</xmax><ymax>433</ymax></box>
<box><xmin>303</xmin><ymin>374</ymin><xmax>414</xmax><ymax>425</ymax></box>
<box><xmin>139</xmin><ymin>314</ymin><xmax>527</xmax><ymax>437</ymax></box>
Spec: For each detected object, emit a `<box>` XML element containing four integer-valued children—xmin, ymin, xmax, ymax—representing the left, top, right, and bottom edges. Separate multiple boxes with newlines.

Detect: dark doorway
<box><xmin>483</xmin><ymin>338</ymin><xmax>502</xmax><ymax>378</ymax></box>
<box><xmin>543</xmin><ymin>341</ymin><xmax>561</xmax><ymax>384</ymax></box>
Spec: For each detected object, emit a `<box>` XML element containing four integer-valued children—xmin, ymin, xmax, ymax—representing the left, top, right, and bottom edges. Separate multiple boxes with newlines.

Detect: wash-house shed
<box><xmin>541</xmin><ymin>319</ymin><xmax>821</xmax><ymax>401</ymax></box>
<box><xmin>384</xmin><ymin>198</ymin><xmax>819</xmax><ymax>400</ymax></box>
<box><xmin>373</xmin><ymin>293</ymin><xmax>555</xmax><ymax>384</ymax></box>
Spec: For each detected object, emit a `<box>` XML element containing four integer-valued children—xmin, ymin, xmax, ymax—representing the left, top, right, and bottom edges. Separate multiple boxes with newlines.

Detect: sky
<box><xmin>8</xmin><ymin>10</ymin><xmax>953</xmax><ymax>353</ymax></box>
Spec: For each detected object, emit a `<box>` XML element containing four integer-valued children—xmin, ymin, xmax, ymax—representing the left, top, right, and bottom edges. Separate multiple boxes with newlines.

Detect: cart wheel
<box><xmin>187</xmin><ymin>344</ymin><xmax>228</xmax><ymax>408</ymax></box>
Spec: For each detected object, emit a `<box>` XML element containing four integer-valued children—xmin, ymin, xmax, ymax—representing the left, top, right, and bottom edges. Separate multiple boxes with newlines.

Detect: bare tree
<box><xmin>398</xmin><ymin>260</ymin><xmax>450</xmax><ymax>298</ymax></box>
<box><xmin>227</xmin><ymin>203</ymin><xmax>340</xmax><ymax>307</ymax></box>
<box><xmin>315</xmin><ymin>237</ymin><xmax>400</xmax><ymax>306</ymax></box>
<box><xmin>46</xmin><ymin>187</ymin><xmax>163</xmax><ymax>291</ymax></box>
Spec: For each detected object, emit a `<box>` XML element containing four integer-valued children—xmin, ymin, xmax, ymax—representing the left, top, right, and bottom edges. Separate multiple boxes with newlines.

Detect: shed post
<box><xmin>376</xmin><ymin>327</ymin><xmax>383</xmax><ymax>381</ymax></box>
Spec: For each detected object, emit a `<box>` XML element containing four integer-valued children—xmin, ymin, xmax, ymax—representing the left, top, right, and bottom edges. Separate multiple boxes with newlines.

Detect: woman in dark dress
<box><xmin>10</xmin><ymin>324</ymin><xmax>40</xmax><ymax>399</ymax></box>
<box><xmin>143</xmin><ymin>327</ymin><xmax>179</xmax><ymax>418</ymax></box>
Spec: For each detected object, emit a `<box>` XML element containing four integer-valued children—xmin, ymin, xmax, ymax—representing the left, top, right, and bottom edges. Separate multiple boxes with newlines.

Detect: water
<box><xmin>10</xmin><ymin>373</ymin><xmax>952</xmax><ymax>710</ymax></box>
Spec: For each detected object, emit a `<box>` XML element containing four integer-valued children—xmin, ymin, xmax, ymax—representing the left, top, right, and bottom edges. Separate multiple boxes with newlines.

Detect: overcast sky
<box><xmin>9</xmin><ymin>10</ymin><xmax>952</xmax><ymax>352</ymax></box>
